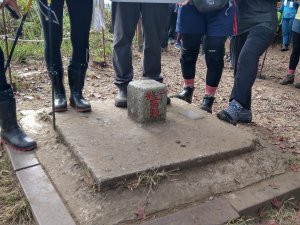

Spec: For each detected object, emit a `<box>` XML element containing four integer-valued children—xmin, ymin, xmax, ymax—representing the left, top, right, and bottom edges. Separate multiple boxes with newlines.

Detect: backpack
<box><xmin>192</xmin><ymin>0</ymin><xmax>230</xmax><ymax>13</ymax></box>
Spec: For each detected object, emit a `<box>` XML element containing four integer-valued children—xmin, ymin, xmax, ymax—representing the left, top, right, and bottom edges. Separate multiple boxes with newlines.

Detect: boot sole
<box><xmin>70</xmin><ymin>103</ymin><xmax>91</xmax><ymax>113</ymax></box>
<box><xmin>217</xmin><ymin>111</ymin><xmax>237</xmax><ymax>126</ymax></box>
<box><xmin>55</xmin><ymin>107</ymin><xmax>68</xmax><ymax>112</ymax></box>
<box><xmin>115</xmin><ymin>101</ymin><xmax>127</xmax><ymax>108</ymax></box>
<box><xmin>1</xmin><ymin>138</ymin><xmax>37</xmax><ymax>151</ymax></box>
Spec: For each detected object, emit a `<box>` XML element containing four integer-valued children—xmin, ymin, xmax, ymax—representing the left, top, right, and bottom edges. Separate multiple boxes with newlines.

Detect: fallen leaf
<box><xmin>271</xmin><ymin>197</ymin><xmax>282</xmax><ymax>209</ymax></box>
<box><xmin>135</xmin><ymin>207</ymin><xmax>146</xmax><ymax>220</ymax></box>
<box><xmin>258</xmin><ymin>207</ymin><xmax>266</xmax><ymax>218</ymax></box>
<box><xmin>266</xmin><ymin>219</ymin><xmax>278</xmax><ymax>225</ymax></box>
<box><xmin>289</xmin><ymin>163</ymin><xmax>298</xmax><ymax>172</ymax></box>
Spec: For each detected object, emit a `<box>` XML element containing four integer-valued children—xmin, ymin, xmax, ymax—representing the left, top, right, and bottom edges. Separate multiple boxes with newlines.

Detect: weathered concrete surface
<box><xmin>127</xmin><ymin>80</ymin><xmax>167</xmax><ymax>123</ymax></box>
<box><xmin>54</xmin><ymin>99</ymin><xmax>257</xmax><ymax>190</ymax></box>
<box><xmin>141</xmin><ymin>198</ymin><xmax>239</xmax><ymax>225</ymax></box>
<box><xmin>19</xmin><ymin>109</ymin><xmax>287</xmax><ymax>225</ymax></box>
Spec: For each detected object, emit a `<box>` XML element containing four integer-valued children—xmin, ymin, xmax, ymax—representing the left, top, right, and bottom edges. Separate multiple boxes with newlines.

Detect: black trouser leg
<box><xmin>230</xmin><ymin>26</ymin><xmax>274</xmax><ymax>110</ymax></box>
<box><xmin>66</xmin><ymin>0</ymin><xmax>93</xmax><ymax>65</ymax></box>
<box><xmin>0</xmin><ymin>48</ymin><xmax>9</xmax><ymax>91</ymax></box>
<box><xmin>289</xmin><ymin>31</ymin><xmax>300</xmax><ymax>70</ymax></box>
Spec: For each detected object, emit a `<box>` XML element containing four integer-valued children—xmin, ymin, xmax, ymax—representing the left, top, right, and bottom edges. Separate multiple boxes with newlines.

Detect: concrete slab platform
<box><xmin>55</xmin><ymin>99</ymin><xmax>257</xmax><ymax>190</ymax></box>
<box><xmin>141</xmin><ymin>197</ymin><xmax>239</xmax><ymax>225</ymax></box>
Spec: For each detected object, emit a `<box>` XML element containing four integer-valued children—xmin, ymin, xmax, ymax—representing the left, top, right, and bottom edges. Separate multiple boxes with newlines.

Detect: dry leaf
<box><xmin>135</xmin><ymin>206</ymin><xmax>146</xmax><ymax>220</ymax></box>
<box><xmin>271</xmin><ymin>197</ymin><xmax>282</xmax><ymax>209</ymax></box>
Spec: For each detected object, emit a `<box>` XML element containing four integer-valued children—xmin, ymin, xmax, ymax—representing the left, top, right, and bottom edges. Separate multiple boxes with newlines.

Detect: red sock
<box><xmin>184</xmin><ymin>79</ymin><xmax>195</xmax><ymax>87</ymax></box>
<box><xmin>288</xmin><ymin>69</ymin><xmax>295</xmax><ymax>74</ymax></box>
<box><xmin>205</xmin><ymin>85</ymin><xmax>217</xmax><ymax>96</ymax></box>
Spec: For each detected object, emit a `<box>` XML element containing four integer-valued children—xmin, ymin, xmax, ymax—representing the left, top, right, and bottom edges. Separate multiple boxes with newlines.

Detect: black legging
<box><xmin>38</xmin><ymin>0</ymin><xmax>93</xmax><ymax>70</ymax></box>
<box><xmin>0</xmin><ymin>47</ymin><xmax>9</xmax><ymax>91</ymax></box>
<box><xmin>180</xmin><ymin>34</ymin><xmax>227</xmax><ymax>87</ymax></box>
<box><xmin>230</xmin><ymin>25</ymin><xmax>274</xmax><ymax>110</ymax></box>
<box><xmin>289</xmin><ymin>31</ymin><xmax>300</xmax><ymax>71</ymax></box>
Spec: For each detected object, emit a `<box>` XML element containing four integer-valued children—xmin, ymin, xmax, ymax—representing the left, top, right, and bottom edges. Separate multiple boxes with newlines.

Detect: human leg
<box><xmin>171</xmin><ymin>33</ymin><xmax>202</xmax><ymax>103</ymax></box>
<box><xmin>66</xmin><ymin>0</ymin><xmax>93</xmax><ymax>112</ymax></box>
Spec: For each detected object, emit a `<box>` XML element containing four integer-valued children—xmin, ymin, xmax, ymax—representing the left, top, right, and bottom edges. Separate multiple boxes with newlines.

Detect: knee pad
<box><xmin>180</xmin><ymin>47</ymin><xmax>199</xmax><ymax>67</ymax></box>
<box><xmin>205</xmin><ymin>45</ymin><xmax>225</xmax><ymax>65</ymax></box>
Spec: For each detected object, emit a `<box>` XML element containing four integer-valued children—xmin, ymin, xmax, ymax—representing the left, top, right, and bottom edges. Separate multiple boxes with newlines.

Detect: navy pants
<box><xmin>230</xmin><ymin>25</ymin><xmax>274</xmax><ymax>110</ymax></box>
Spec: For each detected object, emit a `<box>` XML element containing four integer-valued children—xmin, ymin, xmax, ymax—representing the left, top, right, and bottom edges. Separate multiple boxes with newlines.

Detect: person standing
<box><xmin>278</xmin><ymin>0</ymin><xmax>298</xmax><ymax>51</ymax></box>
<box><xmin>280</xmin><ymin>6</ymin><xmax>300</xmax><ymax>88</ymax></box>
<box><xmin>171</xmin><ymin>0</ymin><xmax>234</xmax><ymax>113</ymax></box>
<box><xmin>217</xmin><ymin>0</ymin><xmax>277</xmax><ymax>125</ymax></box>
<box><xmin>38</xmin><ymin>0</ymin><xmax>93</xmax><ymax>112</ymax></box>
<box><xmin>111</xmin><ymin>1</ymin><xmax>169</xmax><ymax>108</ymax></box>
<box><xmin>0</xmin><ymin>0</ymin><xmax>36</xmax><ymax>151</ymax></box>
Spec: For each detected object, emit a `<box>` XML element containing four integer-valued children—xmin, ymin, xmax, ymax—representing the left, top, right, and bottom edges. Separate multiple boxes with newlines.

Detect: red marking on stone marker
<box><xmin>145</xmin><ymin>91</ymin><xmax>161</xmax><ymax>119</ymax></box>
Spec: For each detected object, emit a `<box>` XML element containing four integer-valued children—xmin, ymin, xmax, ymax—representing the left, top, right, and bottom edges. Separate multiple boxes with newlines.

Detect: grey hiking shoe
<box><xmin>217</xmin><ymin>99</ymin><xmax>252</xmax><ymax>126</ymax></box>
<box><xmin>295</xmin><ymin>82</ymin><xmax>300</xmax><ymax>89</ymax></box>
<box><xmin>280</xmin><ymin>74</ymin><xmax>295</xmax><ymax>85</ymax></box>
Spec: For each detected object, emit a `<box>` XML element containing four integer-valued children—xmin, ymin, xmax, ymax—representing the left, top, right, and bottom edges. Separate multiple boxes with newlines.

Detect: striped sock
<box><xmin>205</xmin><ymin>85</ymin><xmax>217</xmax><ymax>97</ymax></box>
<box><xmin>184</xmin><ymin>79</ymin><xmax>195</xmax><ymax>87</ymax></box>
<box><xmin>288</xmin><ymin>69</ymin><xmax>295</xmax><ymax>75</ymax></box>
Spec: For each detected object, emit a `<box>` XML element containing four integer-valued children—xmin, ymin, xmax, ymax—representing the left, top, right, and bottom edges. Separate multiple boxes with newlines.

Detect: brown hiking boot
<box><xmin>280</xmin><ymin>74</ymin><xmax>295</xmax><ymax>85</ymax></box>
<box><xmin>295</xmin><ymin>82</ymin><xmax>300</xmax><ymax>89</ymax></box>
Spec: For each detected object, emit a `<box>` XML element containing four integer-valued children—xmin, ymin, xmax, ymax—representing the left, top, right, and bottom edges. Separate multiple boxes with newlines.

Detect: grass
<box><xmin>0</xmin><ymin>148</ymin><xmax>34</xmax><ymax>225</ymax></box>
<box><xmin>0</xmin><ymin>1</ymin><xmax>113</xmax><ymax>65</ymax></box>
<box><xmin>228</xmin><ymin>198</ymin><xmax>300</xmax><ymax>225</ymax></box>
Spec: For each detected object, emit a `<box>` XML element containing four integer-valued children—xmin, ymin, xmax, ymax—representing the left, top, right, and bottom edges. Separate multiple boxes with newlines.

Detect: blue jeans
<box><xmin>282</xmin><ymin>18</ymin><xmax>294</xmax><ymax>46</ymax></box>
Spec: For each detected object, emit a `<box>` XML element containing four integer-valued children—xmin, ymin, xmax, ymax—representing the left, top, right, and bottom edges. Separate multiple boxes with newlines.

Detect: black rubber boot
<box><xmin>171</xmin><ymin>87</ymin><xmax>194</xmax><ymax>104</ymax></box>
<box><xmin>68</xmin><ymin>63</ymin><xmax>91</xmax><ymax>112</ymax></box>
<box><xmin>50</xmin><ymin>68</ymin><xmax>67</xmax><ymax>112</ymax></box>
<box><xmin>115</xmin><ymin>84</ymin><xmax>128</xmax><ymax>108</ymax></box>
<box><xmin>200</xmin><ymin>95</ymin><xmax>215</xmax><ymax>114</ymax></box>
<box><xmin>280</xmin><ymin>74</ymin><xmax>295</xmax><ymax>85</ymax></box>
<box><xmin>0</xmin><ymin>87</ymin><xmax>37</xmax><ymax>151</ymax></box>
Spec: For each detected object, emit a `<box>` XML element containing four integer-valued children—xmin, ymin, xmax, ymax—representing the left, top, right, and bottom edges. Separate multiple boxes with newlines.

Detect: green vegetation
<box><xmin>0</xmin><ymin>150</ymin><xmax>33</xmax><ymax>225</ymax></box>
<box><xmin>0</xmin><ymin>0</ymin><xmax>113</xmax><ymax>64</ymax></box>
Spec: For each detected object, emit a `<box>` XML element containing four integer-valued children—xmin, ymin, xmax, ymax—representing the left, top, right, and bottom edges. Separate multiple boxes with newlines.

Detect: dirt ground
<box><xmin>1</xmin><ymin>42</ymin><xmax>299</xmax><ymax>225</ymax></box>
<box><xmin>13</xmin><ymin>43</ymin><xmax>300</xmax><ymax>154</ymax></box>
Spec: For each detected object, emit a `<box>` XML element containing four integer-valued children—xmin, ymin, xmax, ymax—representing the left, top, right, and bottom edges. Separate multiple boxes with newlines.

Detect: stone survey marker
<box><xmin>127</xmin><ymin>80</ymin><xmax>167</xmax><ymax>123</ymax></box>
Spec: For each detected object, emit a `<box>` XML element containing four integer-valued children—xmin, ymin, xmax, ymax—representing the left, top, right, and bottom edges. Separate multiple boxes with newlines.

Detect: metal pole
<box><xmin>258</xmin><ymin>48</ymin><xmax>268</xmax><ymax>79</ymax></box>
<box><xmin>101</xmin><ymin>27</ymin><xmax>107</xmax><ymax>66</ymax></box>
<box><xmin>47</xmin><ymin>0</ymin><xmax>56</xmax><ymax>130</ymax></box>
<box><xmin>4</xmin><ymin>0</ymin><xmax>33</xmax><ymax>74</ymax></box>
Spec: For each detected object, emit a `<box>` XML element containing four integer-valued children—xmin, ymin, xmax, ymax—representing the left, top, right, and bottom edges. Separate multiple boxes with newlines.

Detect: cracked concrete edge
<box><xmin>225</xmin><ymin>170</ymin><xmax>300</xmax><ymax>217</ymax></box>
<box><xmin>140</xmin><ymin>171</ymin><xmax>300</xmax><ymax>225</ymax></box>
<box><xmin>4</xmin><ymin>144</ymin><xmax>77</xmax><ymax>225</ymax></box>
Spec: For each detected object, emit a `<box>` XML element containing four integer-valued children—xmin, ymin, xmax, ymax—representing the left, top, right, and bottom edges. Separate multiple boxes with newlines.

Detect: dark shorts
<box><xmin>176</xmin><ymin>4</ymin><xmax>234</xmax><ymax>36</ymax></box>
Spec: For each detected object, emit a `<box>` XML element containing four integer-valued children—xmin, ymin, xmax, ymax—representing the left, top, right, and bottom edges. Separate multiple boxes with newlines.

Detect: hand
<box><xmin>0</xmin><ymin>0</ymin><xmax>21</xmax><ymax>18</ymax></box>
<box><xmin>180</xmin><ymin>0</ymin><xmax>190</xmax><ymax>6</ymax></box>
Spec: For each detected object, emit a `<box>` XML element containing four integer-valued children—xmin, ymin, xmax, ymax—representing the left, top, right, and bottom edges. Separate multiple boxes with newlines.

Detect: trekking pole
<box><xmin>4</xmin><ymin>0</ymin><xmax>33</xmax><ymax>74</ymax></box>
<box><xmin>1</xmin><ymin>9</ymin><xmax>13</xmax><ymax>85</ymax></box>
<box><xmin>47</xmin><ymin>0</ymin><xmax>56</xmax><ymax>130</ymax></box>
<box><xmin>258</xmin><ymin>48</ymin><xmax>268</xmax><ymax>79</ymax></box>
<box><xmin>101</xmin><ymin>27</ymin><xmax>107</xmax><ymax>67</ymax></box>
